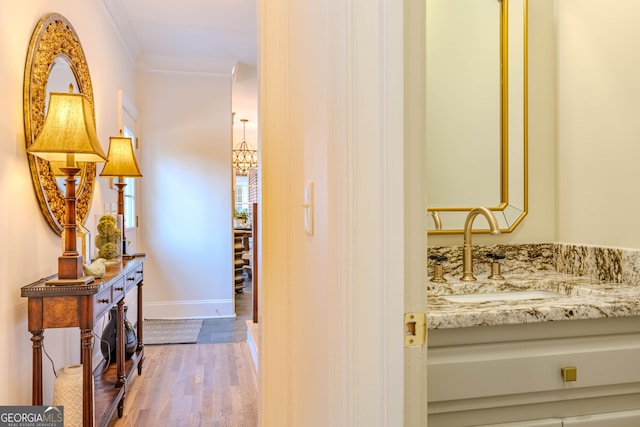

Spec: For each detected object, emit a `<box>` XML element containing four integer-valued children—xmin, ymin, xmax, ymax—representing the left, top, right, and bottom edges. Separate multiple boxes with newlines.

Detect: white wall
<box><xmin>556</xmin><ymin>0</ymin><xmax>640</xmax><ymax>249</ymax></box>
<box><xmin>137</xmin><ymin>70</ymin><xmax>234</xmax><ymax>318</ymax></box>
<box><xmin>0</xmin><ymin>1</ymin><xmax>135</xmax><ymax>405</ymax></box>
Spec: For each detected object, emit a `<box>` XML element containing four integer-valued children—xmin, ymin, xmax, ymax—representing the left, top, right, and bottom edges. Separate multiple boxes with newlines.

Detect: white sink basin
<box><xmin>442</xmin><ymin>290</ymin><xmax>565</xmax><ymax>303</ymax></box>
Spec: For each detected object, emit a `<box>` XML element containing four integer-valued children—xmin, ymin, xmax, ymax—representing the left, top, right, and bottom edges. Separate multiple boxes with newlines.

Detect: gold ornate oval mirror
<box><xmin>24</xmin><ymin>13</ymin><xmax>97</xmax><ymax>235</ymax></box>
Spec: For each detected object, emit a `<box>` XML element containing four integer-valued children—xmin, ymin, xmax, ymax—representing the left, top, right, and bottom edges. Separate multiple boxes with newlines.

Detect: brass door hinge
<box><xmin>404</xmin><ymin>312</ymin><xmax>426</xmax><ymax>347</ymax></box>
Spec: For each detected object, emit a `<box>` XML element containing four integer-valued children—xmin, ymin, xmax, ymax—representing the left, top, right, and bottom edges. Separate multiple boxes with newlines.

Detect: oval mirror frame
<box><xmin>24</xmin><ymin>13</ymin><xmax>97</xmax><ymax>236</ymax></box>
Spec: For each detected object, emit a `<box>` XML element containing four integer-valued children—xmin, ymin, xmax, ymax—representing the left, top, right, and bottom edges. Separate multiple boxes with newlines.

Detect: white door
<box><xmin>258</xmin><ymin>0</ymin><xmax>428</xmax><ymax>426</ymax></box>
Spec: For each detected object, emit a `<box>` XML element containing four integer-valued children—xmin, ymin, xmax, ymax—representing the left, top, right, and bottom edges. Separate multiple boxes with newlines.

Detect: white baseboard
<box><xmin>143</xmin><ymin>299</ymin><xmax>234</xmax><ymax>319</ymax></box>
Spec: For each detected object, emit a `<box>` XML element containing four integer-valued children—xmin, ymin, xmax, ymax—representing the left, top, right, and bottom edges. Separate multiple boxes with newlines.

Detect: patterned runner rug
<box><xmin>143</xmin><ymin>319</ymin><xmax>204</xmax><ymax>345</ymax></box>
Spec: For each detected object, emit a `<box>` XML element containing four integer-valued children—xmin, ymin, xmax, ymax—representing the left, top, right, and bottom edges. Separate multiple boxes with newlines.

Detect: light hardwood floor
<box><xmin>111</xmin><ymin>342</ymin><xmax>258</xmax><ymax>426</ymax></box>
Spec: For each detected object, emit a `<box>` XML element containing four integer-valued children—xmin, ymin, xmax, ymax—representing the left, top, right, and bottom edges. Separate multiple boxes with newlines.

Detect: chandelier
<box><xmin>232</xmin><ymin>119</ymin><xmax>258</xmax><ymax>175</ymax></box>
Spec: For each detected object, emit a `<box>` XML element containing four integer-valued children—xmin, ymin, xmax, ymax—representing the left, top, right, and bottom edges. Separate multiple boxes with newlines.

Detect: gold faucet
<box><xmin>461</xmin><ymin>207</ymin><xmax>500</xmax><ymax>281</ymax></box>
<box><xmin>430</xmin><ymin>211</ymin><xmax>442</xmax><ymax>230</ymax></box>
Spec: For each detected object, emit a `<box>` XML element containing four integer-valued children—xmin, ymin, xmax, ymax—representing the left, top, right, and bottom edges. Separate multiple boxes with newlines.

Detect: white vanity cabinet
<box><xmin>427</xmin><ymin>317</ymin><xmax>640</xmax><ymax>427</ymax></box>
<box><xmin>562</xmin><ymin>409</ymin><xmax>640</xmax><ymax>426</ymax></box>
<box><xmin>476</xmin><ymin>410</ymin><xmax>640</xmax><ymax>426</ymax></box>
<box><xmin>479</xmin><ymin>419</ymin><xmax>562</xmax><ymax>426</ymax></box>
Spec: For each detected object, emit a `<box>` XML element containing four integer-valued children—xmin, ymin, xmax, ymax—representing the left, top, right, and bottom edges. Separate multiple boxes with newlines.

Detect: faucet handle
<box><xmin>486</xmin><ymin>252</ymin><xmax>505</xmax><ymax>260</ymax></box>
<box><xmin>429</xmin><ymin>255</ymin><xmax>448</xmax><ymax>283</ymax></box>
<box><xmin>486</xmin><ymin>252</ymin><xmax>505</xmax><ymax>280</ymax></box>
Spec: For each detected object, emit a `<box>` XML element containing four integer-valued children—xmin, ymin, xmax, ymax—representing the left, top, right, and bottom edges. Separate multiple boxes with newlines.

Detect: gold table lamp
<box><xmin>27</xmin><ymin>91</ymin><xmax>107</xmax><ymax>283</ymax></box>
<box><xmin>99</xmin><ymin>134</ymin><xmax>142</xmax><ymax>257</ymax></box>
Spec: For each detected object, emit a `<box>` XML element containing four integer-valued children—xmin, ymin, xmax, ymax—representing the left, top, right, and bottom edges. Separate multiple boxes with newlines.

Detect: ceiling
<box><xmin>101</xmin><ymin>0</ymin><xmax>259</xmax><ymax>143</ymax></box>
<box><xmin>102</xmin><ymin>0</ymin><xmax>258</xmax><ymax>71</ymax></box>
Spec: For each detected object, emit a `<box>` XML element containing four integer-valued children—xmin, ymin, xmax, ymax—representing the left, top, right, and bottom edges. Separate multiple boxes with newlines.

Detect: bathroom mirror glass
<box><xmin>24</xmin><ymin>13</ymin><xmax>97</xmax><ymax>235</ymax></box>
<box><xmin>426</xmin><ymin>0</ymin><xmax>528</xmax><ymax>234</ymax></box>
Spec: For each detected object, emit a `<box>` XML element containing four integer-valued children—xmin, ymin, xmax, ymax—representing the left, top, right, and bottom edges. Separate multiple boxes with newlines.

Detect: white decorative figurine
<box><xmin>83</xmin><ymin>258</ymin><xmax>106</xmax><ymax>278</ymax></box>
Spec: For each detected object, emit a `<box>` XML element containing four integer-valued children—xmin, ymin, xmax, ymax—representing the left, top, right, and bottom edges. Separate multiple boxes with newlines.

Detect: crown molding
<box><xmin>137</xmin><ymin>54</ymin><xmax>235</xmax><ymax>75</ymax></box>
<box><xmin>99</xmin><ymin>0</ymin><xmax>142</xmax><ymax>65</ymax></box>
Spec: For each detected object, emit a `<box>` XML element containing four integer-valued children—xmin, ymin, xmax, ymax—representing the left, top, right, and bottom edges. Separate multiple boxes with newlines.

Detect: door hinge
<box><xmin>404</xmin><ymin>312</ymin><xmax>426</xmax><ymax>347</ymax></box>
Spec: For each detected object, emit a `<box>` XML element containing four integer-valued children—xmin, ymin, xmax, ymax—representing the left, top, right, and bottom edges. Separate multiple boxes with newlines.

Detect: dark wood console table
<box><xmin>21</xmin><ymin>254</ymin><xmax>146</xmax><ymax>427</ymax></box>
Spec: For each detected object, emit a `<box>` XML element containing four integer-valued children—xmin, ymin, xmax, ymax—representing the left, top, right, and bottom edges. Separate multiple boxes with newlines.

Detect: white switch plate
<box><xmin>303</xmin><ymin>181</ymin><xmax>314</xmax><ymax>236</ymax></box>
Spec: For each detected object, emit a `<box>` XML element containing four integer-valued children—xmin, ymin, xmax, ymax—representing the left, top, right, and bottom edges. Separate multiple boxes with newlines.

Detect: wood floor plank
<box><xmin>110</xmin><ymin>342</ymin><xmax>258</xmax><ymax>427</ymax></box>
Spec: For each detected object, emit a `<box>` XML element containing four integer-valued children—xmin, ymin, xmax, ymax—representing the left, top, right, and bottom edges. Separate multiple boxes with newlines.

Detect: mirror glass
<box><xmin>426</xmin><ymin>0</ymin><xmax>528</xmax><ymax>234</ymax></box>
<box><xmin>24</xmin><ymin>13</ymin><xmax>97</xmax><ymax>235</ymax></box>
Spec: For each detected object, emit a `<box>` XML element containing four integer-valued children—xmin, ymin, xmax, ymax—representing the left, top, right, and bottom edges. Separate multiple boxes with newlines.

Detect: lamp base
<box><xmin>58</xmin><ymin>254</ymin><xmax>84</xmax><ymax>280</ymax></box>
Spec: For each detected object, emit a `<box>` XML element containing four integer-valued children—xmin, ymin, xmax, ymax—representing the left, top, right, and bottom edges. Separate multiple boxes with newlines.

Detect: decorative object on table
<box><xmin>99</xmin><ymin>132</ymin><xmax>142</xmax><ymax>257</ymax></box>
<box><xmin>53</xmin><ymin>364</ymin><xmax>94</xmax><ymax>427</ymax></box>
<box><xmin>100</xmin><ymin>306</ymin><xmax>137</xmax><ymax>363</ymax></box>
<box><xmin>26</xmin><ymin>88</ymin><xmax>108</xmax><ymax>285</ymax></box>
<box><xmin>234</xmin><ymin>208</ymin><xmax>249</xmax><ymax>228</ymax></box>
<box><xmin>232</xmin><ymin>118</ymin><xmax>258</xmax><ymax>175</ymax></box>
<box><xmin>95</xmin><ymin>215</ymin><xmax>122</xmax><ymax>262</ymax></box>
<box><xmin>83</xmin><ymin>258</ymin><xmax>106</xmax><ymax>278</ymax></box>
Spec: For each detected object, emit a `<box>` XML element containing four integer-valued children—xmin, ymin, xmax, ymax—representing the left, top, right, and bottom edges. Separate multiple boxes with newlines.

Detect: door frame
<box><xmin>258</xmin><ymin>0</ymin><xmax>427</xmax><ymax>425</ymax></box>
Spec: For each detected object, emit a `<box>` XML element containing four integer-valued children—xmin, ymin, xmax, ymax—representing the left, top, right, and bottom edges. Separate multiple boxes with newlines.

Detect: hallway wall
<box><xmin>0</xmin><ymin>1</ymin><xmax>136</xmax><ymax>405</ymax></box>
<box><xmin>137</xmin><ymin>69</ymin><xmax>234</xmax><ymax>318</ymax></box>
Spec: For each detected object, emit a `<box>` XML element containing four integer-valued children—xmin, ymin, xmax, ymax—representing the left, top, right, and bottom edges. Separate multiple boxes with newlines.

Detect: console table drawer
<box><xmin>125</xmin><ymin>267</ymin><xmax>143</xmax><ymax>291</ymax></box>
<box><xmin>94</xmin><ymin>286</ymin><xmax>113</xmax><ymax>321</ymax></box>
<box><xmin>112</xmin><ymin>277</ymin><xmax>126</xmax><ymax>303</ymax></box>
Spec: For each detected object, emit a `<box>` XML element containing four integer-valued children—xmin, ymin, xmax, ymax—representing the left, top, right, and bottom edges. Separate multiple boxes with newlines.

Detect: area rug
<box><xmin>143</xmin><ymin>319</ymin><xmax>204</xmax><ymax>345</ymax></box>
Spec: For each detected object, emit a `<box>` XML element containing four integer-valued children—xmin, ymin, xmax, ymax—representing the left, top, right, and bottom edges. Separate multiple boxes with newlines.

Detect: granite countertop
<box><xmin>427</xmin><ymin>271</ymin><xmax>640</xmax><ymax>329</ymax></box>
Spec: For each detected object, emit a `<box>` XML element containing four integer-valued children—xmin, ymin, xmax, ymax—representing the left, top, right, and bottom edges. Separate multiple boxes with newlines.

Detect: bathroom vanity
<box><xmin>427</xmin><ymin>245</ymin><xmax>640</xmax><ymax>426</ymax></box>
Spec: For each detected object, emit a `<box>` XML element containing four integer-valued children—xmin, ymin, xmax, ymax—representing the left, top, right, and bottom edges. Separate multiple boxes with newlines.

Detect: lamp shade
<box><xmin>27</xmin><ymin>92</ymin><xmax>107</xmax><ymax>163</ymax></box>
<box><xmin>100</xmin><ymin>136</ymin><xmax>142</xmax><ymax>178</ymax></box>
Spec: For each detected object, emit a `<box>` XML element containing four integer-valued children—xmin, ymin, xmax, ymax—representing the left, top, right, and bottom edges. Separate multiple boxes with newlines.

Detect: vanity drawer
<box><xmin>125</xmin><ymin>267</ymin><xmax>143</xmax><ymax>292</ymax></box>
<box><xmin>428</xmin><ymin>333</ymin><xmax>640</xmax><ymax>403</ymax></box>
<box><xmin>94</xmin><ymin>286</ymin><xmax>113</xmax><ymax>321</ymax></box>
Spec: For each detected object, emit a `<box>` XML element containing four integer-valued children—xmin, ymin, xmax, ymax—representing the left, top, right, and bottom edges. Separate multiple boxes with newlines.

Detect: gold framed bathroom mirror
<box><xmin>426</xmin><ymin>0</ymin><xmax>528</xmax><ymax>234</ymax></box>
<box><xmin>24</xmin><ymin>13</ymin><xmax>97</xmax><ymax>235</ymax></box>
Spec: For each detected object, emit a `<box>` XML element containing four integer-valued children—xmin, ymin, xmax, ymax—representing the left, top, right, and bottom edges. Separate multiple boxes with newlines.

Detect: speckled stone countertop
<box><xmin>427</xmin><ymin>243</ymin><xmax>640</xmax><ymax>329</ymax></box>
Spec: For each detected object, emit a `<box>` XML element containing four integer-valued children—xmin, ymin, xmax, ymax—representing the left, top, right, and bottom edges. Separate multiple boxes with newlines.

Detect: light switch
<box><xmin>303</xmin><ymin>181</ymin><xmax>314</xmax><ymax>236</ymax></box>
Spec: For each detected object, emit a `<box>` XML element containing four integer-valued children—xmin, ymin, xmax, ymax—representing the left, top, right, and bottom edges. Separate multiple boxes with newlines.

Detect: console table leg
<box><xmin>116</xmin><ymin>300</ymin><xmax>125</xmax><ymax>388</ymax></box>
<box><xmin>80</xmin><ymin>328</ymin><xmax>94</xmax><ymax>427</ymax></box>
<box><xmin>30</xmin><ymin>330</ymin><xmax>44</xmax><ymax>406</ymax></box>
<box><xmin>118</xmin><ymin>396</ymin><xmax>124</xmax><ymax>418</ymax></box>
<box><xmin>136</xmin><ymin>280</ymin><xmax>144</xmax><ymax>353</ymax></box>
<box><xmin>136</xmin><ymin>280</ymin><xmax>145</xmax><ymax>375</ymax></box>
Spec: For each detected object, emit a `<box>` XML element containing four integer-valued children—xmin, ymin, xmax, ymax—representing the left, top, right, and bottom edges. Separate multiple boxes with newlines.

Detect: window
<box><xmin>235</xmin><ymin>175</ymin><xmax>250</xmax><ymax>214</ymax></box>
